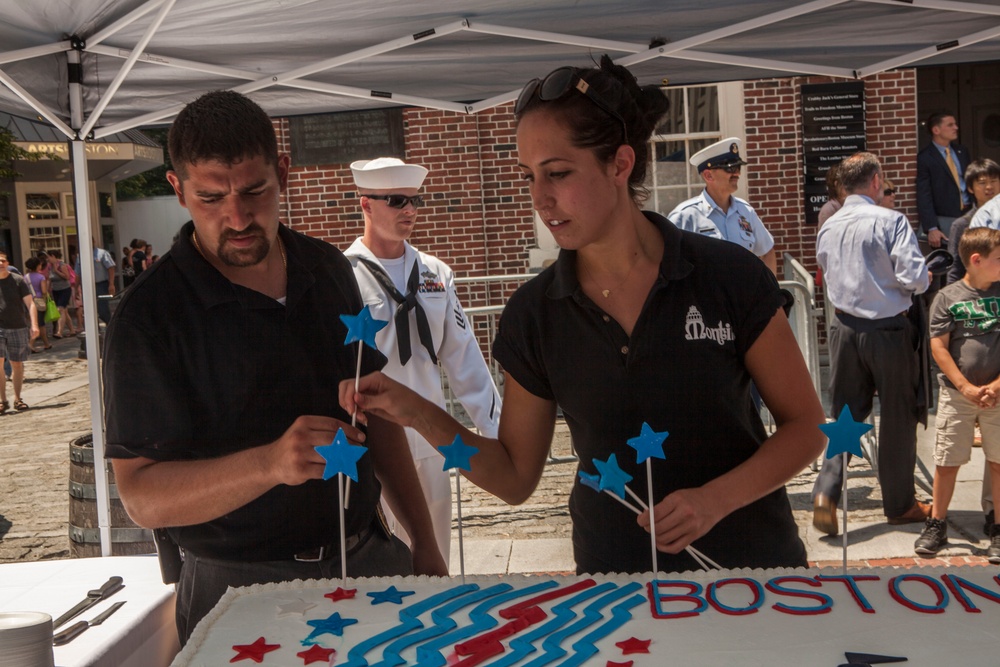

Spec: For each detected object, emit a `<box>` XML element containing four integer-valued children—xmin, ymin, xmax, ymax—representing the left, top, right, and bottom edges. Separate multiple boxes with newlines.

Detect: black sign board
<box><xmin>289</xmin><ymin>109</ymin><xmax>405</xmax><ymax>167</ymax></box>
<box><xmin>801</xmin><ymin>81</ymin><xmax>866</xmax><ymax>226</ymax></box>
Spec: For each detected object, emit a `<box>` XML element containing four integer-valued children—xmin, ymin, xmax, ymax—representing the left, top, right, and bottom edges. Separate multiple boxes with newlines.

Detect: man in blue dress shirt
<box><xmin>813</xmin><ymin>152</ymin><xmax>932</xmax><ymax>536</ymax></box>
<box><xmin>668</xmin><ymin>137</ymin><xmax>777</xmax><ymax>274</ymax></box>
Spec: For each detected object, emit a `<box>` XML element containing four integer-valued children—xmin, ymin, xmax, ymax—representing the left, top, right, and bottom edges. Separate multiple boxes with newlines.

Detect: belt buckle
<box><xmin>294</xmin><ymin>545</ymin><xmax>328</xmax><ymax>563</ymax></box>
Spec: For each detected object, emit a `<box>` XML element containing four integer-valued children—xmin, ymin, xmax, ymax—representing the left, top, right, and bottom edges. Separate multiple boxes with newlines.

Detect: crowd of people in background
<box><xmin>806</xmin><ymin>111</ymin><xmax>1000</xmax><ymax>563</ymax></box>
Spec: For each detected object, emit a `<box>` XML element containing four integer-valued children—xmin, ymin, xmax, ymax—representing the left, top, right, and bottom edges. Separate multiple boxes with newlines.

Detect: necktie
<box><xmin>945</xmin><ymin>148</ymin><xmax>962</xmax><ymax>204</ymax></box>
<box><xmin>357</xmin><ymin>258</ymin><xmax>437</xmax><ymax>366</ymax></box>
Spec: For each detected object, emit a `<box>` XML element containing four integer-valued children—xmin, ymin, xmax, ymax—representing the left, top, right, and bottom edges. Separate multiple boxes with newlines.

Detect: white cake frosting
<box><xmin>171</xmin><ymin>566</ymin><xmax>1000</xmax><ymax>666</ymax></box>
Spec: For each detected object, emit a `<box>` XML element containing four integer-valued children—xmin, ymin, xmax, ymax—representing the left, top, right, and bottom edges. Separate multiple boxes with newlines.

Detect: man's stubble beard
<box><xmin>215</xmin><ymin>224</ymin><xmax>270</xmax><ymax>267</ymax></box>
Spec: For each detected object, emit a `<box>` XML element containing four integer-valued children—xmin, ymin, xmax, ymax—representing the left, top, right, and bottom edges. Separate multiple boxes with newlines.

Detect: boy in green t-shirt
<box><xmin>916</xmin><ymin>227</ymin><xmax>1000</xmax><ymax>561</ymax></box>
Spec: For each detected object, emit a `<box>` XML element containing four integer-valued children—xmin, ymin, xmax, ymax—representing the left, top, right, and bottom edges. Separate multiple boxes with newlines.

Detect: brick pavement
<box><xmin>1</xmin><ymin>335</ymin><xmax>993</xmax><ymax>572</ymax></box>
<box><xmin>0</xmin><ymin>335</ymin><xmax>90</xmax><ymax>562</ymax></box>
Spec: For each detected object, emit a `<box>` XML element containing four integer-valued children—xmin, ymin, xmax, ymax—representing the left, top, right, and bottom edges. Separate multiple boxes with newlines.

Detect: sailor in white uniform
<box><xmin>668</xmin><ymin>137</ymin><xmax>777</xmax><ymax>274</ymax></box>
<box><xmin>345</xmin><ymin>157</ymin><xmax>502</xmax><ymax>567</ymax></box>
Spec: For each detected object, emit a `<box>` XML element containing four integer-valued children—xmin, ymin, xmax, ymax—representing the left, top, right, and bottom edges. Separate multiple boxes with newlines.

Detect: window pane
<box><xmin>654</xmin><ymin>140</ymin><xmax>688</xmax><ymax>186</ymax></box>
<box><xmin>655</xmin><ymin>88</ymin><xmax>685</xmax><ymax>135</ymax></box>
<box><xmin>26</xmin><ymin>193</ymin><xmax>60</xmax><ymax>220</ymax></box>
<box><xmin>99</xmin><ymin>192</ymin><xmax>114</xmax><ymax>218</ymax></box>
<box><xmin>30</xmin><ymin>226</ymin><xmax>63</xmax><ymax>256</ymax></box>
<box><xmin>688</xmin><ymin>87</ymin><xmax>719</xmax><ymax>133</ymax></box>
<box><xmin>654</xmin><ymin>188</ymin><xmax>690</xmax><ymax>217</ymax></box>
<box><xmin>687</xmin><ymin>138</ymin><xmax>717</xmax><ymax>182</ymax></box>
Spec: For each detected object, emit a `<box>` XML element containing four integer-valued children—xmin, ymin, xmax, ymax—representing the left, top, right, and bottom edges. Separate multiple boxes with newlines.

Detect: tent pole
<box><xmin>68</xmin><ymin>47</ymin><xmax>113</xmax><ymax>558</ymax></box>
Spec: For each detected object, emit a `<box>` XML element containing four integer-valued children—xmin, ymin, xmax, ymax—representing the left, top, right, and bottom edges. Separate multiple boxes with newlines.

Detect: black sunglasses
<box><xmin>515</xmin><ymin>66</ymin><xmax>628</xmax><ymax>144</ymax></box>
<box><xmin>884</xmin><ymin>189</ymin><xmax>896</xmax><ymax>196</ymax></box>
<box><xmin>714</xmin><ymin>164</ymin><xmax>743</xmax><ymax>174</ymax></box>
<box><xmin>365</xmin><ymin>194</ymin><xmax>424</xmax><ymax>209</ymax></box>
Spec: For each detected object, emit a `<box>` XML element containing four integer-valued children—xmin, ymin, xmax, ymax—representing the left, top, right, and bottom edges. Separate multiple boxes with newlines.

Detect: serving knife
<box><xmin>52</xmin><ymin>576</ymin><xmax>125</xmax><ymax>629</ymax></box>
<box><xmin>53</xmin><ymin>601</ymin><xmax>126</xmax><ymax>646</ymax></box>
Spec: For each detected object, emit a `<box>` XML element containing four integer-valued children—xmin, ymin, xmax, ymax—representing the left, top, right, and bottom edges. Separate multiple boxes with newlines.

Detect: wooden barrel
<box><xmin>68</xmin><ymin>434</ymin><xmax>155</xmax><ymax>557</ymax></box>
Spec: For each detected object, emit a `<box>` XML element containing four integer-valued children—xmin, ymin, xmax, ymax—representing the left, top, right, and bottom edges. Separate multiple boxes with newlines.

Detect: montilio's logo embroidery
<box><xmin>684</xmin><ymin>305</ymin><xmax>735</xmax><ymax>345</ymax></box>
<box><xmin>418</xmin><ymin>268</ymin><xmax>445</xmax><ymax>293</ymax></box>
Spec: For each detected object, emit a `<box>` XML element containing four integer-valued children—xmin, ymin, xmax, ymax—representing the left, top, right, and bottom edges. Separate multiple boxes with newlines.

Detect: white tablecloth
<box><xmin>0</xmin><ymin>556</ymin><xmax>179</xmax><ymax>667</ymax></box>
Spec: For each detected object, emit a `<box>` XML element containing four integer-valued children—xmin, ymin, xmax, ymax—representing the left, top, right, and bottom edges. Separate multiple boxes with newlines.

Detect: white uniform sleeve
<box><xmin>436</xmin><ymin>270</ymin><xmax>502</xmax><ymax>438</ymax></box>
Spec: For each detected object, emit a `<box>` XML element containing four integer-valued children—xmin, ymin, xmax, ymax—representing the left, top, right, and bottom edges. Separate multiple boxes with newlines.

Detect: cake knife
<box><xmin>52</xmin><ymin>576</ymin><xmax>125</xmax><ymax>629</ymax></box>
<box><xmin>53</xmin><ymin>601</ymin><xmax>126</xmax><ymax>646</ymax></box>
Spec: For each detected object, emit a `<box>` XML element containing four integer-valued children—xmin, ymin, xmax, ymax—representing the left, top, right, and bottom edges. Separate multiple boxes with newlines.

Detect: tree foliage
<box><xmin>0</xmin><ymin>126</ymin><xmax>43</xmax><ymax>180</ymax></box>
<box><xmin>115</xmin><ymin>127</ymin><xmax>174</xmax><ymax>200</ymax></box>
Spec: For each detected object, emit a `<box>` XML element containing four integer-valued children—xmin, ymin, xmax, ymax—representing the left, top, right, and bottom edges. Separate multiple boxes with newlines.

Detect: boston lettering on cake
<box><xmin>172</xmin><ymin>567</ymin><xmax>1000</xmax><ymax>667</ymax></box>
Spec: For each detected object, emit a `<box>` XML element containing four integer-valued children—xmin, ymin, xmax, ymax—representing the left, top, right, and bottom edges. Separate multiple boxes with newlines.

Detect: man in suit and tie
<box><xmin>917</xmin><ymin>111</ymin><xmax>971</xmax><ymax>248</ymax></box>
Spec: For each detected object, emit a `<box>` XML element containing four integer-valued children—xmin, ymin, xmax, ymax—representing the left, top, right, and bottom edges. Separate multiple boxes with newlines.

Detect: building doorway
<box><xmin>917</xmin><ymin>61</ymin><xmax>1000</xmax><ymax>162</ymax></box>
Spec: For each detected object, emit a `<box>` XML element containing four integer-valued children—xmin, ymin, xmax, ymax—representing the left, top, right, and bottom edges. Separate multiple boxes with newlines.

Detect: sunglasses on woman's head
<box><xmin>365</xmin><ymin>194</ymin><xmax>424</xmax><ymax>209</ymax></box>
<box><xmin>515</xmin><ymin>66</ymin><xmax>629</xmax><ymax>144</ymax></box>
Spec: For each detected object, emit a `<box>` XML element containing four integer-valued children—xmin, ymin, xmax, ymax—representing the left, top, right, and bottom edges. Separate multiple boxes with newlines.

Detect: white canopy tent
<box><xmin>2</xmin><ymin>0</ymin><xmax>1000</xmax><ymax>556</ymax></box>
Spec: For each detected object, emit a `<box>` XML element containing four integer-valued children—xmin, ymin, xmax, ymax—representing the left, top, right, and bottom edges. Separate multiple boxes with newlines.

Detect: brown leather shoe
<box><xmin>887</xmin><ymin>500</ymin><xmax>932</xmax><ymax>525</ymax></box>
<box><xmin>813</xmin><ymin>494</ymin><xmax>839</xmax><ymax>536</ymax></box>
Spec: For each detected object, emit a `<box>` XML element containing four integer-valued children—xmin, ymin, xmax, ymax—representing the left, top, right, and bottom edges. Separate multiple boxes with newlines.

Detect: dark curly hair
<box><xmin>515</xmin><ymin>55</ymin><xmax>670</xmax><ymax>202</ymax></box>
<box><xmin>168</xmin><ymin>90</ymin><xmax>278</xmax><ymax>180</ymax></box>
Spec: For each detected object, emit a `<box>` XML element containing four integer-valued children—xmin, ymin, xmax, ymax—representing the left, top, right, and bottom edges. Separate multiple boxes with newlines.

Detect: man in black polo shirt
<box><xmin>103</xmin><ymin>90</ymin><xmax>445</xmax><ymax>644</ymax></box>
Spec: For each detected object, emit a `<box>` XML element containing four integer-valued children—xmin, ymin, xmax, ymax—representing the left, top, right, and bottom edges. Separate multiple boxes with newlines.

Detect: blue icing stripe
<box><xmin>491</xmin><ymin>582</ymin><xmax>618</xmax><ymax>667</ymax></box>
<box><xmin>526</xmin><ymin>583</ymin><xmax>642</xmax><ymax>667</ymax></box>
<box><xmin>341</xmin><ymin>584</ymin><xmax>477</xmax><ymax>667</ymax></box>
<box><xmin>373</xmin><ymin>584</ymin><xmax>509</xmax><ymax>667</ymax></box>
<box><xmin>564</xmin><ymin>591</ymin><xmax>645</xmax><ymax>667</ymax></box>
<box><xmin>413</xmin><ymin>580</ymin><xmax>560</xmax><ymax>667</ymax></box>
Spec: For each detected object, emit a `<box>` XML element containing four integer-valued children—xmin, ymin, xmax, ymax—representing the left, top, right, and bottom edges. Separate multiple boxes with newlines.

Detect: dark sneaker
<box><xmin>988</xmin><ymin>525</ymin><xmax>1000</xmax><ymax>565</ymax></box>
<box><xmin>985</xmin><ymin>510</ymin><xmax>995</xmax><ymax>537</ymax></box>
<box><xmin>914</xmin><ymin>517</ymin><xmax>948</xmax><ymax>555</ymax></box>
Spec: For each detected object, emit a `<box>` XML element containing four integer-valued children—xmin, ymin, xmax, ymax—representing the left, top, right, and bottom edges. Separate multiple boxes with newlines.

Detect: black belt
<box><xmin>834</xmin><ymin>309</ymin><xmax>907</xmax><ymax>319</ymax></box>
<box><xmin>293</xmin><ymin>522</ymin><xmax>374</xmax><ymax>562</ymax></box>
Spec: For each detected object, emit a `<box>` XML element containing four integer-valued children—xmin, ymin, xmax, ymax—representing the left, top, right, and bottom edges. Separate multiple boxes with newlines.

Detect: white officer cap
<box><xmin>350</xmin><ymin>157</ymin><xmax>428</xmax><ymax>190</ymax></box>
<box><xmin>689</xmin><ymin>137</ymin><xmax>748</xmax><ymax>172</ymax></box>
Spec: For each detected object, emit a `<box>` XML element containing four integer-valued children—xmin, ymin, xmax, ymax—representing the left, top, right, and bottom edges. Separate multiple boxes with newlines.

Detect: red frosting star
<box><xmin>607</xmin><ymin>661</ymin><xmax>634</xmax><ymax>667</ymax></box>
<box><xmin>615</xmin><ymin>637</ymin><xmax>651</xmax><ymax>655</ymax></box>
<box><xmin>230</xmin><ymin>637</ymin><xmax>281</xmax><ymax>663</ymax></box>
<box><xmin>297</xmin><ymin>644</ymin><xmax>337</xmax><ymax>664</ymax></box>
<box><xmin>325</xmin><ymin>587</ymin><xmax>357</xmax><ymax>602</ymax></box>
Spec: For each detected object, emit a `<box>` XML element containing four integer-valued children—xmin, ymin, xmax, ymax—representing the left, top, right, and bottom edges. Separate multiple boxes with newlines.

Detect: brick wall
<box><xmin>744</xmin><ymin>69</ymin><xmax>919</xmax><ymax>277</ymax></box>
<box><xmin>273</xmin><ymin>70</ymin><xmax>919</xmax><ymax>315</ymax></box>
<box><xmin>274</xmin><ymin>104</ymin><xmax>533</xmax><ymax>310</ymax></box>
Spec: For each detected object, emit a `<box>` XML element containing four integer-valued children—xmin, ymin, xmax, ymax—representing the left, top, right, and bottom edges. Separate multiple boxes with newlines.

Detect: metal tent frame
<box><xmin>2</xmin><ymin>0</ymin><xmax>1000</xmax><ymax>555</ymax></box>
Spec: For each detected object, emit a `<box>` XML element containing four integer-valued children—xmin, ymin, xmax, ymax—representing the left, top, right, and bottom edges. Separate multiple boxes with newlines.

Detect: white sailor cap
<box><xmin>689</xmin><ymin>137</ymin><xmax>748</xmax><ymax>172</ymax></box>
<box><xmin>350</xmin><ymin>157</ymin><xmax>428</xmax><ymax>190</ymax></box>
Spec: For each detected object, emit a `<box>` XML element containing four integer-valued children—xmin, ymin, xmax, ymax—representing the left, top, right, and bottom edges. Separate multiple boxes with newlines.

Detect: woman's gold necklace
<box><xmin>581</xmin><ymin>249</ymin><xmax>641</xmax><ymax>298</ymax></box>
<box><xmin>191</xmin><ymin>231</ymin><xmax>287</xmax><ymax>272</ymax></box>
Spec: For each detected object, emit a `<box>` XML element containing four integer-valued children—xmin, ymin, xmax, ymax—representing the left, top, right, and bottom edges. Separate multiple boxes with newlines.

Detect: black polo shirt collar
<box><xmin>546</xmin><ymin>210</ymin><xmax>694</xmax><ymax>301</ymax></box>
<box><xmin>173</xmin><ymin>220</ymin><xmax>323</xmax><ymax>311</ymax></box>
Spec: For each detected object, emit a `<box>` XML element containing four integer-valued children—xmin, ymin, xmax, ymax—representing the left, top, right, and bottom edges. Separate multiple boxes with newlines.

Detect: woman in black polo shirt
<box><xmin>343</xmin><ymin>56</ymin><xmax>826</xmax><ymax>574</ymax></box>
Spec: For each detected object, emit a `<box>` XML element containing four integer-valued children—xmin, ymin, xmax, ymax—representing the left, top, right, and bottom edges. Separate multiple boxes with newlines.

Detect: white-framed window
<box><xmin>25</xmin><ymin>193</ymin><xmax>61</xmax><ymax>220</ymax></box>
<box><xmin>644</xmin><ymin>82</ymin><xmax>745</xmax><ymax>217</ymax></box>
<box><xmin>29</xmin><ymin>226</ymin><xmax>64</xmax><ymax>257</ymax></box>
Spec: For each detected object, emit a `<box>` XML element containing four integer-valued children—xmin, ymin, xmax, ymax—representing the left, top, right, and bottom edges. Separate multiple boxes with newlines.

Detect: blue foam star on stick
<box><xmin>437</xmin><ymin>434</ymin><xmax>479</xmax><ymax>472</ymax></box>
<box><xmin>304</xmin><ymin>612</ymin><xmax>358</xmax><ymax>642</ymax></box>
<box><xmin>593</xmin><ymin>453</ymin><xmax>633</xmax><ymax>499</ymax></box>
<box><xmin>820</xmin><ymin>406</ymin><xmax>872</xmax><ymax>459</ymax></box>
<box><xmin>315</xmin><ymin>428</ymin><xmax>368</xmax><ymax>481</ymax></box>
<box><xmin>340</xmin><ymin>304</ymin><xmax>388</xmax><ymax>350</ymax></box>
<box><xmin>578</xmin><ymin>471</ymin><xmax>602</xmax><ymax>492</ymax></box>
<box><xmin>627</xmin><ymin>422</ymin><xmax>669</xmax><ymax>464</ymax></box>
